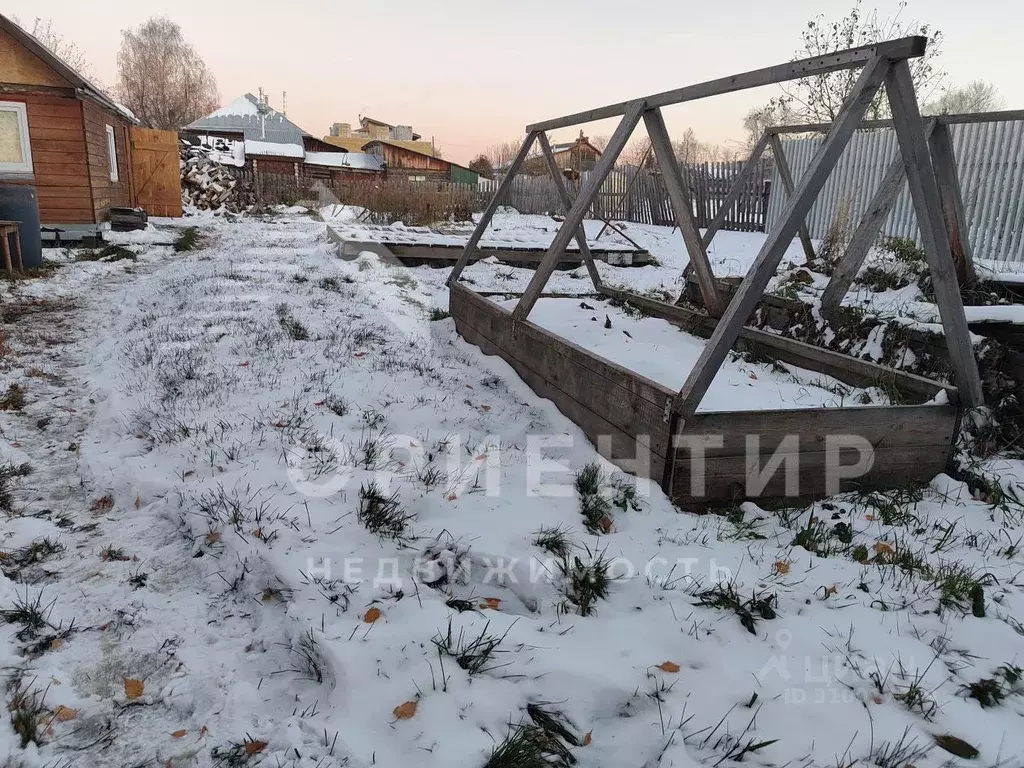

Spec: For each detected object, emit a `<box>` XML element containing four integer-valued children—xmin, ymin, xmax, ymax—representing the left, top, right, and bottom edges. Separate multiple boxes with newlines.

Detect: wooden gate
<box><xmin>129</xmin><ymin>127</ymin><xmax>182</xmax><ymax>217</ymax></box>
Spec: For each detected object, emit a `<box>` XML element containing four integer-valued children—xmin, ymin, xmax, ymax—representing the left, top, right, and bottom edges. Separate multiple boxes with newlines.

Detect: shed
<box><xmin>362</xmin><ymin>140</ymin><xmax>478</xmax><ymax>184</ymax></box>
<box><xmin>0</xmin><ymin>14</ymin><xmax>142</xmax><ymax>239</ymax></box>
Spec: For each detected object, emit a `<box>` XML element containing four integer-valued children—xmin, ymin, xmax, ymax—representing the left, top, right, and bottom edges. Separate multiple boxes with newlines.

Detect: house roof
<box><xmin>0</xmin><ymin>14</ymin><xmax>138</xmax><ymax>123</ymax></box>
<box><xmin>360</xmin><ymin>116</ymin><xmax>393</xmax><ymax>128</ymax></box>
<box><xmin>188</xmin><ymin>94</ymin><xmax>311</xmax><ymax>145</ymax></box>
<box><xmin>550</xmin><ymin>138</ymin><xmax>603</xmax><ymax>156</ymax></box>
<box><xmin>304</xmin><ymin>151</ymin><xmax>383</xmax><ymax>171</ymax></box>
<box><xmin>244</xmin><ymin>140</ymin><xmax>305</xmax><ymax>159</ymax></box>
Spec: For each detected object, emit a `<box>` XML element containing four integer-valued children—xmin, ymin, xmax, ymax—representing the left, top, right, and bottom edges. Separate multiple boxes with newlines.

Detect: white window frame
<box><xmin>0</xmin><ymin>101</ymin><xmax>33</xmax><ymax>174</ymax></box>
<box><xmin>105</xmin><ymin>124</ymin><xmax>119</xmax><ymax>182</ymax></box>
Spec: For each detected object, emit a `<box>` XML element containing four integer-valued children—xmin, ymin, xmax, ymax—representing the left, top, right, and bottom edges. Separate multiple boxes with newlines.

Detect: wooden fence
<box><xmin>481</xmin><ymin>159</ymin><xmax>772</xmax><ymax>231</ymax></box>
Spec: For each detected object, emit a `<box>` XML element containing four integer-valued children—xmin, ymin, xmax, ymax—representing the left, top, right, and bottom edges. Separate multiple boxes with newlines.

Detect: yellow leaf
<box><xmin>393</xmin><ymin>700</ymin><xmax>418</xmax><ymax>720</ymax></box>
<box><xmin>864</xmin><ymin>514</ymin><xmax>878</xmax><ymax>522</ymax></box>
<box><xmin>656</xmin><ymin>661</ymin><xmax>680</xmax><ymax>673</ymax></box>
<box><xmin>124</xmin><ymin>678</ymin><xmax>144</xmax><ymax>700</ymax></box>
<box><xmin>52</xmin><ymin>705</ymin><xmax>77</xmax><ymax>721</ymax></box>
<box><xmin>363</xmin><ymin>607</ymin><xmax>382</xmax><ymax>623</ymax></box>
<box><xmin>873</xmin><ymin>542</ymin><xmax>894</xmax><ymax>555</ymax></box>
<box><xmin>244</xmin><ymin>740</ymin><xmax>267</xmax><ymax>755</ymax></box>
<box><xmin>583</xmin><ymin>730</ymin><xmax>592</xmax><ymax>746</ymax></box>
<box><xmin>479</xmin><ymin>597</ymin><xmax>501</xmax><ymax>610</ymax></box>
<box><xmin>774</xmin><ymin>561</ymin><xmax>791</xmax><ymax>575</ymax></box>
<box><xmin>171</xmin><ymin>729</ymin><xmax>187</xmax><ymax>738</ymax></box>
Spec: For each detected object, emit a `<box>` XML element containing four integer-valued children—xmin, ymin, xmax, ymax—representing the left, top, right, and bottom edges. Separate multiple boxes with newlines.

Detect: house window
<box><xmin>409</xmin><ymin>175</ymin><xmax>426</xmax><ymax>182</ymax></box>
<box><xmin>105</xmin><ymin>125</ymin><xmax>119</xmax><ymax>181</ymax></box>
<box><xmin>0</xmin><ymin>101</ymin><xmax>33</xmax><ymax>174</ymax></box>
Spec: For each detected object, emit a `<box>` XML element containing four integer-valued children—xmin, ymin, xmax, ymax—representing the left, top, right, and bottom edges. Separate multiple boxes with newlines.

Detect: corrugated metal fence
<box><xmin>766</xmin><ymin>119</ymin><xmax>1024</xmax><ymax>269</ymax></box>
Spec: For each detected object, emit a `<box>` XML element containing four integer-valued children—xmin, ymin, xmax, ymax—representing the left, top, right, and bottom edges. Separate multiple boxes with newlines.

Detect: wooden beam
<box><xmin>674</xmin><ymin>56</ymin><xmax>892</xmax><ymax>420</ymax></box>
<box><xmin>525</xmin><ymin>37</ymin><xmax>925</xmax><ymax>132</ymax></box>
<box><xmin>884</xmin><ymin>60</ymin><xmax>984</xmax><ymax>407</ymax></box>
<box><xmin>929</xmin><ymin>121</ymin><xmax>977</xmax><ymax>285</ymax></box>
<box><xmin>537</xmin><ymin>132</ymin><xmax>603</xmax><ymax>288</ymax></box>
<box><xmin>513</xmin><ymin>100</ymin><xmax>646</xmax><ymax>321</ymax></box>
<box><xmin>447</xmin><ymin>131</ymin><xmax>539</xmax><ymax>286</ymax></box>
<box><xmin>643</xmin><ymin>108</ymin><xmax>726</xmax><ymax>317</ymax></box>
<box><xmin>769</xmin><ymin>133</ymin><xmax>817</xmax><ymax>264</ymax></box>
<box><xmin>701</xmin><ymin>133</ymin><xmax>771</xmax><ymax>249</ymax></box>
<box><xmin>819</xmin><ymin>154</ymin><xmax>907</xmax><ymax>316</ymax></box>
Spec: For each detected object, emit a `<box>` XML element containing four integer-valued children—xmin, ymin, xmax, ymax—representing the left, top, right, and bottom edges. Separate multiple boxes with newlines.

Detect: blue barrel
<box><xmin>0</xmin><ymin>185</ymin><xmax>42</xmax><ymax>269</ymax></box>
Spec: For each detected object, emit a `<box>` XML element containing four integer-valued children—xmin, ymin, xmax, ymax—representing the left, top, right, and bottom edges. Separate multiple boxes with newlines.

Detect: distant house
<box><xmin>0</xmin><ymin>14</ymin><xmax>141</xmax><ymax>237</ymax></box>
<box><xmin>325</xmin><ymin>116</ymin><xmax>435</xmax><ymax>155</ymax></box>
<box><xmin>363</xmin><ymin>141</ymin><xmax>478</xmax><ymax>184</ymax></box>
<box><xmin>184</xmin><ymin>96</ymin><xmax>383</xmax><ymax>184</ymax></box>
<box><xmin>515</xmin><ymin>131</ymin><xmax>603</xmax><ymax>177</ymax></box>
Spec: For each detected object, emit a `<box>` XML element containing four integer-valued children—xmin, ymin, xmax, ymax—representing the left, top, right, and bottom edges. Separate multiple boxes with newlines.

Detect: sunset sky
<box><xmin>6</xmin><ymin>0</ymin><xmax>1021</xmax><ymax>164</ymax></box>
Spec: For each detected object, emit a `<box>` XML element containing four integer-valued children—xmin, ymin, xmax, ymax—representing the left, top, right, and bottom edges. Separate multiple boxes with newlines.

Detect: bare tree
<box><xmin>116</xmin><ymin>17</ymin><xmax>219</xmax><ymax>130</ymax></box>
<box><xmin>924</xmin><ymin>81</ymin><xmax>1003</xmax><ymax>116</ymax></box>
<box><xmin>749</xmin><ymin>0</ymin><xmax>944</xmax><ymax>129</ymax></box>
<box><xmin>589</xmin><ymin>135</ymin><xmax>610</xmax><ymax>153</ymax></box>
<box><xmin>485</xmin><ymin>140</ymin><xmax>525</xmax><ymax>169</ymax></box>
<box><xmin>468</xmin><ymin>154</ymin><xmax>494</xmax><ymax>180</ymax></box>
<box><xmin>621</xmin><ymin>137</ymin><xmax>652</xmax><ymax>168</ymax></box>
<box><xmin>14</xmin><ymin>16</ymin><xmax>93</xmax><ymax>78</ymax></box>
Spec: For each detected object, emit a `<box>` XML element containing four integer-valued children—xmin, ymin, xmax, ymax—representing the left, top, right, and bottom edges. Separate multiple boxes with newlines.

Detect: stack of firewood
<box><xmin>180</xmin><ymin>141</ymin><xmax>256</xmax><ymax>212</ymax></box>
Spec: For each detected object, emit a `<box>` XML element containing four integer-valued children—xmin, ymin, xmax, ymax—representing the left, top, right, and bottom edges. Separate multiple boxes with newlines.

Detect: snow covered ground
<box><xmin>0</xmin><ymin>209</ymin><xmax>1022</xmax><ymax>768</ymax></box>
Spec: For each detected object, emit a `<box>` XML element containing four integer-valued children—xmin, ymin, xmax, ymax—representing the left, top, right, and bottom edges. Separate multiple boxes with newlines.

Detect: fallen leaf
<box><xmin>475</xmin><ymin>453</ymin><xmax>488</xmax><ymax>461</ymax></box>
<box><xmin>50</xmin><ymin>637</ymin><xmax>63</xmax><ymax>651</ymax></box>
<box><xmin>205</xmin><ymin>531</ymin><xmax>222</xmax><ymax>544</ymax></box>
<box><xmin>656</xmin><ymin>661</ymin><xmax>681</xmax><ymax>673</ymax></box>
<box><xmin>823</xmin><ymin>585</ymin><xmax>839</xmax><ymax>597</ymax></box>
<box><xmin>873</xmin><ymin>542</ymin><xmax>894</xmax><ymax>556</ymax></box>
<box><xmin>598</xmin><ymin>515</ymin><xmax>614</xmax><ymax>534</ymax></box>
<box><xmin>91</xmin><ymin>494</ymin><xmax>114</xmax><ymax>512</ymax></box>
<box><xmin>52</xmin><ymin>705</ymin><xmax>77</xmax><ymax>721</ymax></box>
<box><xmin>864</xmin><ymin>514</ymin><xmax>878</xmax><ymax>522</ymax></box>
<box><xmin>481</xmin><ymin>405</ymin><xmax>491</xmax><ymax>412</ymax></box>
<box><xmin>237</xmin><ymin>361</ymin><xmax>249</xmax><ymax>367</ymax></box>
<box><xmin>244</xmin><ymin>740</ymin><xmax>267</xmax><ymax>755</ymax></box>
<box><xmin>353</xmin><ymin>352</ymin><xmax>366</xmax><ymax>358</ymax></box>
<box><xmin>447</xmin><ymin>493</ymin><xmax>457</xmax><ymax>501</ymax></box>
<box><xmin>171</xmin><ymin>729</ymin><xmax>187</xmax><ymax>738</ymax></box>
<box><xmin>774</xmin><ymin>561</ymin><xmax>791</xmax><ymax>575</ymax></box>
<box><xmin>124</xmin><ymin>678</ymin><xmax>144</xmax><ymax>700</ymax></box>
<box><xmin>313</xmin><ymin>400</ymin><xmax>325</xmax><ymax>406</ymax></box>
<box><xmin>748</xmin><ymin>372</ymin><xmax>758</xmax><ymax>380</ymax></box>
<box><xmin>479</xmin><ymin>597</ymin><xmax>501</xmax><ymax>610</ymax></box>
<box><xmin>134</xmin><ymin>495</ymin><xmax>142</xmax><ymax>510</ymax></box>
<box><xmin>583</xmin><ymin>731</ymin><xmax>592</xmax><ymax>746</ymax></box>
<box><xmin>199</xmin><ymin>725</ymin><xmax>209</xmax><ymax>737</ymax></box>
<box><xmin>363</xmin><ymin>607</ymin><xmax>382</xmax><ymax>623</ymax></box>
<box><xmin>393</xmin><ymin>700</ymin><xmax>418</xmax><ymax>720</ymax></box>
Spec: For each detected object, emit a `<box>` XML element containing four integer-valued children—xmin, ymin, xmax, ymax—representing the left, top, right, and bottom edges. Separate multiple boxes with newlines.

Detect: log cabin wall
<box><xmin>81</xmin><ymin>100</ymin><xmax>131</xmax><ymax>222</ymax></box>
<box><xmin>0</xmin><ymin>91</ymin><xmax>95</xmax><ymax>224</ymax></box>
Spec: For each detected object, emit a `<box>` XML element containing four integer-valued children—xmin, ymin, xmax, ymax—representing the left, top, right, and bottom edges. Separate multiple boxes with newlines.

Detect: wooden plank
<box><xmin>884</xmin><ymin>59</ymin><xmax>984</xmax><ymax>407</ymax></box>
<box><xmin>514</xmin><ymin>100</ymin><xmax>645</xmax><ymax>321</ymax></box>
<box><xmin>769</xmin><ymin>109</ymin><xmax>1024</xmax><ymax>135</ymax></box>
<box><xmin>598</xmin><ymin>285</ymin><xmax>954</xmax><ymax>403</ymax></box>
<box><xmin>928</xmin><ymin>121</ymin><xmax>977</xmax><ymax>284</ymax></box>
<box><xmin>525</xmin><ymin>37</ymin><xmax>926</xmax><ymax>132</ymax></box>
<box><xmin>643</xmin><ymin>108</ymin><xmax>725</xmax><ymax>317</ymax></box>
<box><xmin>447</xmin><ymin>131</ymin><xmax>539</xmax><ymax>286</ymax></box>
<box><xmin>819</xmin><ymin>154</ymin><xmax>907</xmax><ymax>316</ymax></box>
<box><xmin>702</xmin><ymin>134</ymin><xmax>770</xmax><ymax>248</ymax></box>
<box><xmin>769</xmin><ymin>134</ymin><xmax>817</xmax><ymax>264</ymax></box>
<box><xmin>28</xmin><ymin>126</ymin><xmax>85</xmax><ymax>141</ymax></box>
<box><xmin>682</xmin><ymin>405</ymin><xmax>956</xmax><ymax>457</ymax></box>
<box><xmin>537</xmin><ymin>132</ymin><xmax>603</xmax><ymax>288</ymax></box>
<box><xmin>674</xmin><ymin>56</ymin><xmax>892</xmax><ymax>420</ymax></box>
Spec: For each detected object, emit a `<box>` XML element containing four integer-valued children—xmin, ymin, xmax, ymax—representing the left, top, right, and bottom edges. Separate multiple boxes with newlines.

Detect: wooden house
<box><xmin>362</xmin><ymin>140</ymin><xmax>478</xmax><ymax>184</ymax></box>
<box><xmin>0</xmin><ymin>14</ymin><xmax>142</xmax><ymax>238</ymax></box>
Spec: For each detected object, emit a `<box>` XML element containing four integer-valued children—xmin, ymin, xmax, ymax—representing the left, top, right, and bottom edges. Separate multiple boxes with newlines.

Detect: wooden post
<box><xmin>928</xmin><ymin>121</ymin><xmax>977</xmax><ymax>285</ymax></box>
<box><xmin>513</xmin><ymin>100</ymin><xmax>646</xmax><ymax>321</ymax></box>
<box><xmin>819</xmin><ymin>154</ymin><xmax>907</xmax><ymax>316</ymax></box>
<box><xmin>769</xmin><ymin>133</ymin><xmax>818</xmax><ymax>264</ymax></box>
<box><xmin>884</xmin><ymin>60</ymin><xmax>984</xmax><ymax>406</ymax></box>
<box><xmin>447</xmin><ymin>131</ymin><xmax>539</xmax><ymax>286</ymax></box>
<box><xmin>0</xmin><ymin>231</ymin><xmax>12</xmax><ymax>276</ymax></box>
<box><xmin>701</xmin><ymin>133</ymin><xmax>771</xmax><ymax>248</ymax></box>
<box><xmin>537</xmin><ymin>132</ymin><xmax>603</xmax><ymax>288</ymax></box>
<box><xmin>674</xmin><ymin>55</ymin><xmax>892</xmax><ymax>420</ymax></box>
<box><xmin>643</xmin><ymin>108</ymin><xmax>726</xmax><ymax>317</ymax></box>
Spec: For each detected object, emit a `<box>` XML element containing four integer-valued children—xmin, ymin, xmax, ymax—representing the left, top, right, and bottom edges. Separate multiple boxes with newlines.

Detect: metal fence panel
<box><xmin>765</xmin><ymin>119</ymin><xmax>1024</xmax><ymax>270</ymax></box>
